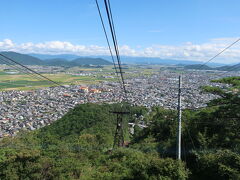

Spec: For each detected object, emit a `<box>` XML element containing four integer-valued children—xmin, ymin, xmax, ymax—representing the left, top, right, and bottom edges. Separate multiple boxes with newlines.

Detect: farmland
<box><xmin>0</xmin><ymin>66</ymin><xmax>115</xmax><ymax>90</ymax></box>
<box><xmin>0</xmin><ymin>64</ymin><xmax>164</xmax><ymax>91</ymax></box>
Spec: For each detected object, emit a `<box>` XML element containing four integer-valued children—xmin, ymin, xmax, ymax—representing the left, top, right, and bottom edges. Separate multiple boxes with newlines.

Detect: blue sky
<box><xmin>0</xmin><ymin>0</ymin><xmax>240</xmax><ymax>63</ymax></box>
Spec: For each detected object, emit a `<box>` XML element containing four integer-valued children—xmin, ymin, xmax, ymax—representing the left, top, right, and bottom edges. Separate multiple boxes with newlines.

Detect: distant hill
<box><xmin>45</xmin><ymin>57</ymin><xmax>112</xmax><ymax>66</ymax></box>
<box><xmin>72</xmin><ymin>57</ymin><xmax>112</xmax><ymax>65</ymax></box>
<box><xmin>114</xmin><ymin>56</ymin><xmax>225</xmax><ymax>67</ymax></box>
<box><xmin>184</xmin><ymin>64</ymin><xmax>213</xmax><ymax>70</ymax></box>
<box><xmin>0</xmin><ymin>52</ymin><xmax>112</xmax><ymax>66</ymax></box>
<box><xmin>29</xmin><ymin>53</ymin><xmax>226</xmax><ymax>66</ymax></box>
<box><xmin>45</xmin><ymin>58</ymin><xmax>79</xmax><ymax>67</ymax></box>
<box><xmin>120</xmin><ymin>56</ymin><xmax>204</xmax><ymax>65</ymax></box>
<box><xmin>0</xmin><ymin>51</ymin><xmax>45</xmax><ymax>65</ymax></box>
<box><xmin>184</xmin><ymin>63</ymin><xmax>240</xmax><ymax>71</ymax></box>
<box><xmin>29</xmin><ymin>53</ymin><xmax>80</xmax><ymax>60</ymax></box>
<box><xmin>1</xmin><ymin>51</ymin><xmax>236</xmax><ymax>68</ymax></box>
<box><xmin>217</xmin><ymin>63</ymin><xmax>240</xmax><ymax>71</ymax></box>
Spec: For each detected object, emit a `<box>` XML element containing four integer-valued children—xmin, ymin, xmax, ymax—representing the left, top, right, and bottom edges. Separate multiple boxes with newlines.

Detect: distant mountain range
<box><xmin>184</xmin><ymin>64</ymin><xmax>213</xmax><ymax>70</ymax></box>
<box><xmin>1</xmin><ymin>51</ymin><xmax>45</xmax><ymax>65</ymax></box>
<box><xmin>44</xmin><ymin>57</ymin><xmax>112</xmax><ymax>66</ymax></box>
<box><xmin>29</xmin><ymin>53</ymin><xmax>80</xmax><ymax>61</ymax></box>
<box><xmin>184</xmin><ymin>64</ymin><xmax>240</xmax><ymax>71</ymax></box>
<box><xmin>0</xmin><ymin>52</ymin><xmax>112</xmax><ymax>66</ymax></box>
<box><xmin>115</xmin><ymin>56</ymin><xmax>226</xmax><ymax>67</ymax></box>
<box><xmin>30</xmin><ymin>53</ymin><xmax>226</xmax><ymax>67</ymax></box>
<box><xmin>0</xmin><ymin>52</ymin><xmax>238</xmax><ymax>71</ymax></box>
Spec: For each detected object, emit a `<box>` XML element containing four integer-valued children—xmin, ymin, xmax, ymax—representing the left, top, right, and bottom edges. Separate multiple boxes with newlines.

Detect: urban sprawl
<box><xmin>0</xmin><ymin>67</ymin><xmax>239</xmax><ymax>137</ymax></box>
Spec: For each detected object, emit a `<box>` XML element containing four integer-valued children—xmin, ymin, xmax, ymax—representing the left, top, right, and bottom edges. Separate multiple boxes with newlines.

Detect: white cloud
<box><xmin>0</xmin><ymin>39</ymin><xmax>14</xmax><ymax>50</ymax></box>
<box><xmin>0</xmin><ymin>38</ymin><xmax>240</xmax><ymax>64</ymax></box>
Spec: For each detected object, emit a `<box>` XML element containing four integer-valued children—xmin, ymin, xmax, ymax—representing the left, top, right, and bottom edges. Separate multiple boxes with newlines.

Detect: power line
<box><xmin>0</xmin><ymin>57</ymin><xmax>51</xmax><ymax>84</ymax></box>
<box><xmin>95</xmin><ymin>0</ymin><xmax>130</xmax><ymax>148</ymax></box>
<box><xmin>0</xmin><ymin>53</ymin><xmax>65</xmax><ymax>88</ymax></box>
<box><xmin>198</xmin><ymin>38</ymin><xmax>240</xmax><ymax>70</ymax></box>
<box><xmin>106</xmin><ymin>0</ymin><xmax>125</xmax><ymax>83</ymax></box>
<box><xmin>95</xmin><ymin>0</ymin><xmax>118</xmax><ymax>73</ymax></box>
<box><xmin>95</xmin><ymin>0</ymin><xmax>129</xmax><ymax>102</ymax></box>
<box><xmin>106</xmin><ymin>0</ymin><xmax>120</xmax><ymax>63</ymax></box>
<box><xmin>219</xmin><ymin>63</ymin><xmax>240</xmax><ymax>76</ymax></box>
<box><xmin>184</xmin><ymin>38</ymin><xmax>240</xmax><ymax>107</ymax></box>
<box><xmin>95</xmin><ymin>0</ymin><xmax>122</xmax><ymax>86</ymax></box>
<box><xmin>103</xmin><ymin>0</ymin><xmax>127</xmax><ymax>96</ymax></box>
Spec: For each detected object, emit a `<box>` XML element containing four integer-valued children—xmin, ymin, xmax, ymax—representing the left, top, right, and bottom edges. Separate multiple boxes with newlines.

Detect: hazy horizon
<box><xmin>0</xmin><ymin>0</ymin><xmax>240</xmax><ymax>64</ymax></box>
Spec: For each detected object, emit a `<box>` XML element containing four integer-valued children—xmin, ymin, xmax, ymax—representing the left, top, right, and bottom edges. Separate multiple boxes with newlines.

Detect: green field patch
<box><xmin>0</xmin><ymin>80</ymin><xmax>53</xmax><ymax>89</ymax></box>
<box><xmin>0</xmin><ymin>71</ymin><xmax>10</xmax><ymax>75</ymax></box>
<box><xmin>0</xmin><ymin>82</ymin><xmax>20</xmax><ymax>89</ymax></box>
<box><xmin>0</xmin><ymin>71</ymin><xmax>120</xmax><ymax>90</ymax></box>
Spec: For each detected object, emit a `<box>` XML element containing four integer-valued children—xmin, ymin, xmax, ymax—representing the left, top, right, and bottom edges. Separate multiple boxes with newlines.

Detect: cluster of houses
<box><xmin>79</xmin><ymin>86</ymin><xmax>102</xmax><ymax>94</ymax></box>
<box><xmin>0</xmin><ymin>69</ymin><xmax>239</xmax><ymax>138</ymax></box>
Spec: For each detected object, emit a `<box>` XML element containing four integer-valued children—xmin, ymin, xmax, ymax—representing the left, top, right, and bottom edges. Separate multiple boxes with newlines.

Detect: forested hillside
<box><xmin>0</xmin><ymin>51</ymin><xmax>45</xmax><ymax>65</ymax></box>
<box><xmin>0</xmin><ymin>51</ymin><xmax>112</xmax><ymax>66</ymax></box>
<box><xmin>0</xmin><ymin>103</ymin><xmax>188</xmax><ymax>179</ymax></box>
<box><xmin>131</xmin><ymin>76</ymin><xmax>240</xmax><ymax>179</ymax></box>
<box><xmin>0</xmin><ymin>77</ymin><xmax>239</xmax><ymax>179</ymax></box>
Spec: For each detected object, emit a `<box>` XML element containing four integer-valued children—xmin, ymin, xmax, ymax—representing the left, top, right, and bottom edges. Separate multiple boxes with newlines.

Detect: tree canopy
<box><xmin>0</xmin><ymin>76</ymin><xmax>239</xmax><ymax>179</ymax></box>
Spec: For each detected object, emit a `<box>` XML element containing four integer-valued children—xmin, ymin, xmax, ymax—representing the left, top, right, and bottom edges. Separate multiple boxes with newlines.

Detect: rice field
<box><xmin>0</xmin><ymin>72</ymin><xmax>115</xmax><ymax>91</ymax></box>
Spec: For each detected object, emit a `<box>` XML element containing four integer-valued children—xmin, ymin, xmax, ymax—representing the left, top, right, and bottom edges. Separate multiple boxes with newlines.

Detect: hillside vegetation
<box><xmin>0</xmin><ymin>77</ymin><xmax>239</xmax><ymax>179</ymax></box>
<box><xmin>0</xmin><ymin>103</ymin><xmax>188</xmax><ymax>179</ymax></box>
<box><xmin>132</xmin><ymin>76</ymin><xmax>240</xmax><ymax>179</ymax></box>
<box><xmin>0</xmin><ymin>51</ymin><xmax>45</xmax><ymax>65</ymax></box>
